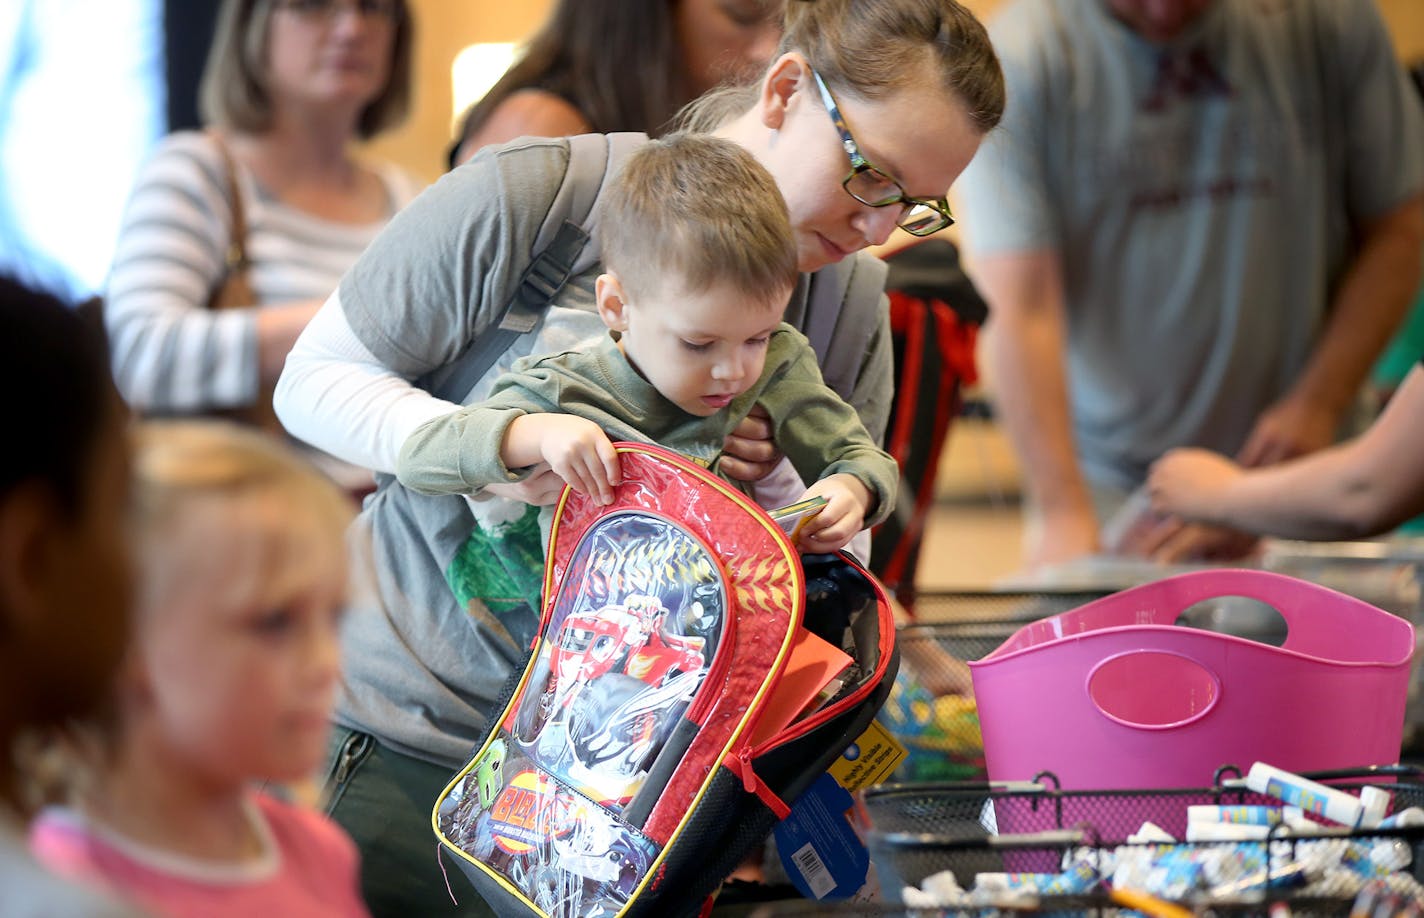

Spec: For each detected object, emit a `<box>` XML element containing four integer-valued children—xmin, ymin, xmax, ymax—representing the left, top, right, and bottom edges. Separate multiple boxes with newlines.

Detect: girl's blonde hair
<box><xmin>132</xmin><ymin>421</ymin><xmax>354</xmax><ymax>619</ymax></box>
<box><xmin>680</xmin><ymin>0</ymin><xmax>1003</xmax><ymax>135</ymax></box>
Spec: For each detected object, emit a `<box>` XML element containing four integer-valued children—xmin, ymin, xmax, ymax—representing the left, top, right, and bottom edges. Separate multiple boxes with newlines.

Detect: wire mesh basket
<box><xmin>907</xmin><ymin>591</ymin><xmax>1115</xmax><ymax>625</ymax></box>
<box><xmin>740</xmin><ymin>898</ymin><xmax>1362</xmax><ymax>916</ymax></box>
<box><xmin>857</xmin><ymin>768</ymin><xmax>1424</xmax><ymax>913</ymax></box>
<box><xmin>743</xmin><ymin>902</ymin><xmax>1080</xmax><ymax>916</ymax></box>
<box><xmin>885</xmin><ymin>591</ymin><xmax>1111</xmax><ymax>782</ymax></box>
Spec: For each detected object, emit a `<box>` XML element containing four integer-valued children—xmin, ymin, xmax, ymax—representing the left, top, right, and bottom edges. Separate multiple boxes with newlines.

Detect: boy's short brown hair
<box><xmin>600</xmin><ymin>133</ymin><xmax>798</xmax><ymax>305</ymax></box>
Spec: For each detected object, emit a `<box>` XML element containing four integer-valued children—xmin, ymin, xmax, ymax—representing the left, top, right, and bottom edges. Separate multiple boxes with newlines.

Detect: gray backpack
<box><xmin>421</xmin><ymin>132</ymin><xmax>889</xmax><ymax>410</ymax></box>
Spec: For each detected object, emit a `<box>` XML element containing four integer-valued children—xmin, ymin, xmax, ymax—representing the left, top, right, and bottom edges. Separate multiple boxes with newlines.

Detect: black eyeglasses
<box><xmin>810</xmin><ymin>69</ymin><xmax>954</xmax><ymax>237</ymax></box>
<box><xmin>275</xmin><ymin>0</ymin><xmax>400</xmax><ymax>21</ymax></box>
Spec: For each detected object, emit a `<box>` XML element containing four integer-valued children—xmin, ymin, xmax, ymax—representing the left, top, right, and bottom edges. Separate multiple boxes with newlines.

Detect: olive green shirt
<box><xmin>397</xmin><ymin>324</ymin><xmax>897</xmax><ymax>527</ymax></box>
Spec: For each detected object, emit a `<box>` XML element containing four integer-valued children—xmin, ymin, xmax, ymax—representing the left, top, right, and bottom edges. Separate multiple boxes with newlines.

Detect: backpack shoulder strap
<box><xmin>427</xmin><ymin>132</ymin><xmax>645</xmax><ymax>403</ymax></box>
<box><xmin>798</xmin><ymin>251</ymin><xmax>889</xmax><ymax>400</ymax></box>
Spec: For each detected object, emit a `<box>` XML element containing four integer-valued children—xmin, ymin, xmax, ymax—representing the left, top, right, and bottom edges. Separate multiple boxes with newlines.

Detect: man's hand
<box><xmin>1023</xmin><ymin>503</ymin><xmax>1100</xmax><ymax>570</ymax></box>
<box><xmin>719</xmin><ymin>405</ymin><xmax>782</xmax><ymax>483</ymax></box>
<box><xmin>794</xmin><ymin>474</ymin><xmax>872</xmax><ymax>553</ymax></box>
<box><xmin>1236</xmin><ymin>395</ymin><xmax>1338</xmax><ymax>468</ymax></box>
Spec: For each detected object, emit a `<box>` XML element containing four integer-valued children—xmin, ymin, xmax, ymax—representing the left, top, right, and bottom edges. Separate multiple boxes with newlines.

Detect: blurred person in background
<box><xmin>0</xmin><ymin>277</ymin><xmax>145</xmax><ymax>918</ymax></box>
<box><xmin>103</xmin><ymin>0</ymin><xmax>421</xmax><ymax>475</ymax></box>
<box><xmin>1147</xmin><ymin>54</ymin><xmax>1424</xmax><ymax>545</ymax></box>
<box><xmin>449</xmin><ymin>0</ymin><xmax>784</xmax><ymax>165</ymax></box>
<box><xmin>0</xmin><ymin>0</ymin><xmax>163</xmax><ymax>300</ymax></box>
<box><xmin>956</xmin><ymin>0</ymin><xmax>1424</xmax><ymax>570</ymax></box>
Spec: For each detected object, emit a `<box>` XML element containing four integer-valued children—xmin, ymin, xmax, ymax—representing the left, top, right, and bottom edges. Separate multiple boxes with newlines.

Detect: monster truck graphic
<box><xmin>514</xmin><ymin>593</ymin><xmax>711</xmax><ymax>799</ymax></box>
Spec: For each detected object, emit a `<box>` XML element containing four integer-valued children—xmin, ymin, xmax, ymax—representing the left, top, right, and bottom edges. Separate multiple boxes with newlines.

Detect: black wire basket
<box><xmin>885</xmin><ymin>591</ymin><xmax>1111</xmax><ymax>782</ymax></box>
<box><xmin>857</xmin><ymin>767</ymin><xmax>1424</xmax><ymax>914</ymax></box>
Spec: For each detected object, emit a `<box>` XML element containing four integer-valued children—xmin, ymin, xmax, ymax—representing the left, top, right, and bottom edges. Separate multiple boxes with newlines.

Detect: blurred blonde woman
<box><xmin>105</xmin><ymin>0</ymin><xmax>420</xmax><ymax>443</ymax></box>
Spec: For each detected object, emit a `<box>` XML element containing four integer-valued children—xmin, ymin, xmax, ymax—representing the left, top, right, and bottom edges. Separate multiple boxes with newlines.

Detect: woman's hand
<box><xmin>1143</xmin><ymin>521</ymin><xmax>1260</xmax><ymax>563</ymax></box>
<box><xmin>719</xmin><ymin>405</ymin><xmax>782</xmax><ymax>483</ymax></box>
<box><xmin>1140</xmin><ymin>449</ymin><xmax>1259</xmax><ymax>562</ymax></box>
<box><xmin>483</xmin><ymin>464</ymin><xmax>568</xmax><ymax>505</ymax></box>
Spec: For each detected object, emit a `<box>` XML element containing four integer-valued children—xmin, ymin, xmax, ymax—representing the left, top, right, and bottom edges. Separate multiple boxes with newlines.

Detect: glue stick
<box><xmin>1245</xmin><ymin>763</ymin><xmax>1367</xmax><ymax>827</ymax></box>
<box><xmin>1358</xmin><ymin>786</ymin><xmax>1390</xmax><ymax>829</ymax></box>
<box><xmin>1185</xmin><ymin>821</ymin><xmax>1273</xmax><ymax>842</ymax></box>
<box><xmin>1186</xmin><ymin>804</ymin><xmax>1293</xmax><ymax>826</ymax></box>
<box><xmin>1379</xmin><ymin>807</ymin><xmax>1424</xmax><ymax>830</ymax></box>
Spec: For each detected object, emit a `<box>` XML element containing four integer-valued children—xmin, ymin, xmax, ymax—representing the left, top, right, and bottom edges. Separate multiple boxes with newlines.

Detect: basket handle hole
<box><xmin>1087</xmin><ymin>651</ymin><xmax>1220</xmax><ymax>729</ymax></box>
<box><xmin>1173</xmin><ymin>596</ymin><xmax>1288</xmax><ymax>647</ymax></box>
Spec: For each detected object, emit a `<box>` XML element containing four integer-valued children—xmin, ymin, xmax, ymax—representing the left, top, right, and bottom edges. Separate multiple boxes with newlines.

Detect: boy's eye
<box><xmin>681</xmin><ymin>340</ymin><xmax>713</xmax><ymax>353</ymax></box>
<box><xmin>748</xmin><ymin>336</ymin><xmax>770</xmax><ymax>347</ymax></box>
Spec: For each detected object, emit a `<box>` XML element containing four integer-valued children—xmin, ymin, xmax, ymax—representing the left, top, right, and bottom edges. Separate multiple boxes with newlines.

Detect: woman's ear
<box><xmin>595</xmin><ymin>273</ymin><xmax>630</xmax><ymax>330</ymax></box>
<box><xmin>757</xmin><ymin>52</ymin><xmax>811</xmax><ymax>131</ymax></box>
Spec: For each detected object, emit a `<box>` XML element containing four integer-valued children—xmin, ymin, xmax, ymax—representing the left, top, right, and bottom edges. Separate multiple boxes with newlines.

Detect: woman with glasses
<box><xmin>103</xmin><ymin>0</ymin><xmax>420</xmax><ymax>473</ymax></box>
<box><xmin>274</xmin><ymin>1</ymin><xmax>1002</xmax><ymax>914</ymax></box>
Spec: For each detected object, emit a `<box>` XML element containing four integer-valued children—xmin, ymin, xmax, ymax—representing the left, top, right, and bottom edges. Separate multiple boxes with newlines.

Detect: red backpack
<box><xmin>433</xmin><ymin>443</ymin><xmax>898</xmax><ymax>917</ymax></box>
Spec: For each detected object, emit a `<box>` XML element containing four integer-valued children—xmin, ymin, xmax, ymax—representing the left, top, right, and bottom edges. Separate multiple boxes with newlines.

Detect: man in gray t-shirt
<box><xmin>957</xmin><ymin>0</ymin><xmax>1424</xmax><ymax>567</ymax></box>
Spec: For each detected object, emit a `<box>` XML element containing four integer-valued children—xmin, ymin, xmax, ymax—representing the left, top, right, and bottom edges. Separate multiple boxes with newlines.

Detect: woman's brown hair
<box><xmin>452</xmin><ymin>0</ymin><xmax>687</xmax><ymax>154</ymax></box>
<box><xmin>681</xmin><ymin>0</ymin><xmax>1003</xmax><ymax>135</ymax></box>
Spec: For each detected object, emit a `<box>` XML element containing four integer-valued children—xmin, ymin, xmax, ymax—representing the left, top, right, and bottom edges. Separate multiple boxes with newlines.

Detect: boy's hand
<box><xmin>794</xmin><ymin>474</ymin><xmax>872</xmax><ymax>553</ymax></box>
<box><xmin>508</xmin><ymin>415</ymin><xmax>621</xmax><ymax>505</ymax></box>
<box><xmin>1146</xmin><ymin>447</ymin><xmax>1242</xmax><ymax>524</ymax></box>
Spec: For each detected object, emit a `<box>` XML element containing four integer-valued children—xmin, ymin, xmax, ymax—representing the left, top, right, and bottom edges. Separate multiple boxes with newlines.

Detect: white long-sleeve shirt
<box><xmin>275</xmin><ymin>290</ymin><xmax>457</xmax><ymax>475</ymax></box>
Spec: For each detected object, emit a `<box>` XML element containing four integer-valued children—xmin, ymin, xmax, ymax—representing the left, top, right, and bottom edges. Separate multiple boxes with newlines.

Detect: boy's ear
<box><xmin>758</xmin><ymin>52</ymin><xmax>811</xmax><ymax>131</ymax></box>
<box><xmin>595</xmin><ymin>273</ymin><xmax>630</xmax><ymax>331</ymax></box>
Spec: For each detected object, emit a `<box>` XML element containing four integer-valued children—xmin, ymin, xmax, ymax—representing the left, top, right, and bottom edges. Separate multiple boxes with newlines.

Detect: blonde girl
<box><xmin>30</xmin><ymin>420</ymin><xmax>366</xmax><ymax>918</ymax></box>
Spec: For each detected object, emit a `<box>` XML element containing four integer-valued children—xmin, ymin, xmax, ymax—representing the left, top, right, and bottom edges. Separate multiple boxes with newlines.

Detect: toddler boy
<box><xmin>396</xmin><ymin>133</ymin><xmax>896</xmax><ymax>552</ymax></box>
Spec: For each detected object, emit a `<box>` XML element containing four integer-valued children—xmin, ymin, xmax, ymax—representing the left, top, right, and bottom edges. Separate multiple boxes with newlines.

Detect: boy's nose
<box><xmin>712</xmin><ymin>354</ymin><xmax>745</xmax><ymax>382</ymax></box>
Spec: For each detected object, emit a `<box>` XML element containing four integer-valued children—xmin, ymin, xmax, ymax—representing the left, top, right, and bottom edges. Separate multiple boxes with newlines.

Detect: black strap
<box><xmin>428</xmin><ymin>219</ymin><xmax>590</xmax><ymax>403</ymax></box>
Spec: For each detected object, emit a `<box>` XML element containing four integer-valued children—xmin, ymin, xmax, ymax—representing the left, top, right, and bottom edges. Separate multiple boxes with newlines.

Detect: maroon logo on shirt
<box><xmin>1142</xmin><ymin>45</ymin><xmax>1232</xmax><ymax>112</ymax></box>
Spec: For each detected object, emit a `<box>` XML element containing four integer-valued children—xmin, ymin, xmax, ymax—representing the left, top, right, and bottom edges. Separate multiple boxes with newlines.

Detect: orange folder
<box><xmin>749</xmin><ymin>627</ymin><xmax>854</xmax><ymax>747</ymax></box>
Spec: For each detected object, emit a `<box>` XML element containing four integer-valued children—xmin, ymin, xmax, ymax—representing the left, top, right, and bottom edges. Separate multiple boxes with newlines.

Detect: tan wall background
<box><xmin>365</xmin><ymin>0</ymin><xmax>1424</xmax><ymax>183</ymax></box>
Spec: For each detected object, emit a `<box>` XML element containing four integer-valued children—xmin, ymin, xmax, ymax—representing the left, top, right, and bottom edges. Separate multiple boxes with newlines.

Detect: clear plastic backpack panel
<box><xmin>511</xmin><ymin>512</ymin><xmax>728</xmax><ymax>807</ymax></box>
<box><xmin>437</xmin><ymin>756</ymin><xmax>657</xmax><ymax>918</ymax></box>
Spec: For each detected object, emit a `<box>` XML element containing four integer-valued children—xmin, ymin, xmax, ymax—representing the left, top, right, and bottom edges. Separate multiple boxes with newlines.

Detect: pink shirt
<box><xmin>29</xmin><ymin>793</ymin><xmax>369</xmax><ymax>918</ymax></box>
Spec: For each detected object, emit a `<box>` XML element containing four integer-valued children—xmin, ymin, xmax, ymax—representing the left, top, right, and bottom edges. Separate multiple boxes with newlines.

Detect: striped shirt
<box><xmin>105</xmin><ymin>130</ymin><xmax>421</xmax><ymax>413</ymax></box>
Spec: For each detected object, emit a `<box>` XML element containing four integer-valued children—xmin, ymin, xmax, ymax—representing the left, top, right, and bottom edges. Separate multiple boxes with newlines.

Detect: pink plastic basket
<box><xmin>968</xmin><ymin>569</ymin><xmax>1414</xmax><ymax>790</ymax></box>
